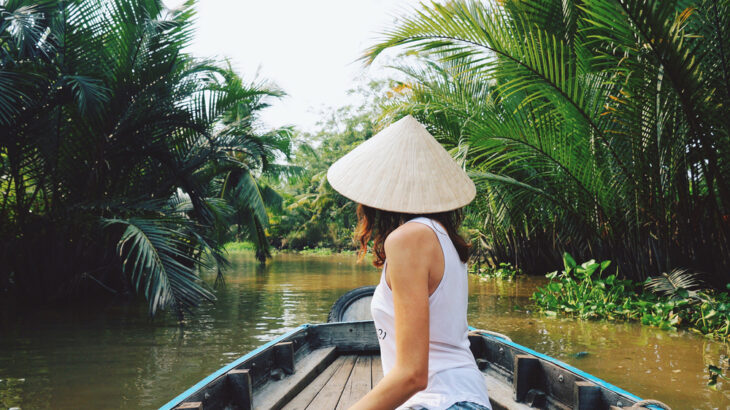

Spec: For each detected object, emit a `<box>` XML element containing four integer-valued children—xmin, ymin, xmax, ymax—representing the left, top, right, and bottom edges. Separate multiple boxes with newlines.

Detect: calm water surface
<box><xmin>1</xmin><ymin>252</ymin><xmax>728</xmax><ymax>409</ymax></box>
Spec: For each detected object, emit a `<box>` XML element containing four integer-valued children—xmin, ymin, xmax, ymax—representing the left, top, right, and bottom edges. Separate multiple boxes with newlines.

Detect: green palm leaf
<box><xmin>102</xmin><ymin>216</ymin><xmax>215</xmax><ymax>316</ymax></box>
<box><xmin>1</xmin><ymin>0</ymin><xmax>292</xmax><ymax>315</ymax></box>
<box><xmin>366</xmin><ymin>0</ymin><xmax>730</xmax><ymax>279</ymax></box>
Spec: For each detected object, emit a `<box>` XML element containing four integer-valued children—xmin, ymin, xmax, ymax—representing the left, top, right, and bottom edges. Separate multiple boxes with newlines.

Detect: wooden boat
<box><xmin>160</xmin><ymin>288</ymin><xmax>661</xmax><ymax>410</ymax></box>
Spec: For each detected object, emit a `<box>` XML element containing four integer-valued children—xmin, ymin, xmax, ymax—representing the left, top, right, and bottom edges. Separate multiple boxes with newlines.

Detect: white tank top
<box><xmin>370</xmin><ymin>217</ymin><xmax>492</xmax><ymax>410</ymax></box>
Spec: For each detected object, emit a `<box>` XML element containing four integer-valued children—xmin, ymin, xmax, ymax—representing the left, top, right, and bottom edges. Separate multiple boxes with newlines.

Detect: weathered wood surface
<box><xmin>371</xmin><ymin>353</ymin><xmax>383</xmax><ymax>386</ymax></box>
<box><xmin>227</xmin><ymin>369</ymin><xmax>252</xmax><ymax>409</ymax></box>
<box><xmin>274</xmin><ymin>342</ymin><xmax>295</xmax><ymax>375</ymax></box>
<box><xmin>253</xmin><ymin>346</ymin><xmax>337</xmax><ymax>410</ymax></box>
<box><xmin>168</xmin><ymin>323</ymin><xmax>648</xmax><ymax>410</ymax></box>
<box><xmin>513</xmin><ymin>355</ymin><xmax>542</xmax><ymax>402</ymax></box>
<box><xmin>176</xmin><ymin>372</ymin><xmax>229</xmax><ymax>410</ymax></box>
<box><xmin>174</xmin><ymin>402</ymin><xmax>202</xmax><ymax>409</ymax></box>
<box><xmin>482</xmin><ymin>368</ymin><xmax>533</xmax><ymax>410</ymax></box>
<box><xmin>282</xmin><ymin>355</ymin><xmax>352</xmax><ymax>410</ymax></box>
<box><xmin>302</xmin><ymin>355</ymin><xmax>357</xmax><ymax>409</ymax></box>
<box><xmin>469</xmin><ymin>331</ymin><xmax>640</xmax><ymax>409</ymax></box>
<box><xmin>281</xmin><ymin>354</ymin><xmax>381</xmax><ymax>410</ymax></box>
<box><xmin>335</xmin><ymin>355</ymin><xmax>372</xmax><ymax>409</ymax></box>
<box><xmin>575</xmin><ymin>381</ymin><xmax>602</xmax><ymax>410</ymax></box>
<box><xmin>309</xmin><ymin>321</ymin><xmax>379</xmax><ymax>352</ymax></box>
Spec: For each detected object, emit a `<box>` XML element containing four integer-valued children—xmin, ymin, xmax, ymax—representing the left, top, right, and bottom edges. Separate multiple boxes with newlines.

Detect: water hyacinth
<box><xmin>532</xmin><ymin>253</ymin><xmax>730</xmax><ymax>341</ymax></box>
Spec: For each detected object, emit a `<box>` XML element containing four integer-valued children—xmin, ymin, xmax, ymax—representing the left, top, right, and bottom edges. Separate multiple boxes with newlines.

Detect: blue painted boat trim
<box><xmin>468</xmin><ymin>326</ymin><xmax>644</xmax><ymax>403</ymax></box>
<box><xmin>158</xmin><ymin>324</ymin><xmax>310</xmax><ymax>410</ymax></box>
<box><xmin>161</xmin><ymin>322</ymin><xmax>651</xmax><ymax>409</ymax></box>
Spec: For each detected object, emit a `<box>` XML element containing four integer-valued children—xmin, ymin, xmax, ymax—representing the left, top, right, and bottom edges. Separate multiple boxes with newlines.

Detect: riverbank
<box><xmin>531</xmin><ymin>253</ymin><xmax>730</xmax><ymax>344</ymax></box>
<box><xmin>470</xmin><ymin>254</ymin><xmax>730</xmax><ymax>344</ymax></box>
<box><xmin>224</xmin><ymin>242</ymin><xmax>356</xmax><ymax>256</ymax></box>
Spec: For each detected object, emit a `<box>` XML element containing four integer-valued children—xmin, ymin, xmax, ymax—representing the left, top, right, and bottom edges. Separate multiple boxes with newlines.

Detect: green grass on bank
<box><xmin>223</xmin><ymin>242</ymin><xmax>356</xmax><ymax>256</ymax></box>
<box><xmin>295</xmin><ymin>247</ymin><xmax>356</xmax><ymax>256</ymax></box>
<box><xmin>223</xmin><ymin>242</ymin><xmax>258</xmax><ymax>252</ymax></box>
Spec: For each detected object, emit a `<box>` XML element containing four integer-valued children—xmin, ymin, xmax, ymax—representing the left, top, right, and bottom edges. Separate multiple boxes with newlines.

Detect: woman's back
<box><xmin>371</xmin><ymin>216</ymin><xmax>491</xmax><ymax>410</ymax></box>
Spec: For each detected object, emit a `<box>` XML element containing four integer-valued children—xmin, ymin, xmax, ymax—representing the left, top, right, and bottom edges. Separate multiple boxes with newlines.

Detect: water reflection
<box><xmin>0</xmin><ymin>253</ymin><xmax>727</xmax><ymax>409</ymax></box>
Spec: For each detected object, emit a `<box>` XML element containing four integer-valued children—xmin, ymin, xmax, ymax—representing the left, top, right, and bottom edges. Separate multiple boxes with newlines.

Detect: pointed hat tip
<box><xmin>400</xmin><ymin>113</ymin><xmax>419</xmax><ymax>123</ymax></box>
<box><xmin>388</xmin><ymin>114</ymin><xmax>429</xmax><ymax>136</ymax></box>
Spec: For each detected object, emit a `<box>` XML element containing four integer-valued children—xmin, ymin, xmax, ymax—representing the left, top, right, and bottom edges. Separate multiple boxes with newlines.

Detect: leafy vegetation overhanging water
<box><xmin>362</xmin><ymin>0</ymin><xmax>730</xmax><ymax>285</ymax></box>
<box><xmin>4</xmin><ymin>0</ymin><xmax>730</xmax><ymax>319</ymax></box>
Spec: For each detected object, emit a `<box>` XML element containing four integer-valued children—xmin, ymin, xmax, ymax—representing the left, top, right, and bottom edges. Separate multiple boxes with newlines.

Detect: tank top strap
<box><xmin>382</xmin><ymin>217</ymin><xmax>441</xmax><ymax>277</ymax></box>
<box><xmin>405</xmin><ymin>216</ymin><xmax>448</xmax><ymax>238</ymax></box>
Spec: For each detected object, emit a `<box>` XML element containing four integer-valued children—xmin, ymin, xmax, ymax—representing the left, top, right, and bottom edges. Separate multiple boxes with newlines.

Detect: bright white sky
<box><xmin>163</xmin><ymin>0</ymin><xmax>424</xmax><ymax>133</ymax></box>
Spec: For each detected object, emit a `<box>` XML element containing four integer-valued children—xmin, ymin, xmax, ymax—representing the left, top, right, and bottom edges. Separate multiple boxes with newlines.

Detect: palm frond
<box><xmin>645</xmin><ymin>268</ymin><xmax>704</xmax><ymax>300</ymax></box>
<box><xmin>0</xmin><ymin>0</ymin><xmax>291</xmax><ymax>315</ymax></box>
<box><xmin>101</xmin><ymin>216</ymin><xmax>216</xmax><ymax>316</ymax></box>
<box><xmin>366</xmin><ymin>0</ymin><xmax>730</xmax><ymax>279</ymax></box>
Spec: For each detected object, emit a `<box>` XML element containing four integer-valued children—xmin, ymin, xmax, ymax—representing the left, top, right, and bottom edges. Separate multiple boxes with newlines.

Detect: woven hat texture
<box><xmin>326</xmin><ymin>115</ymin><xmax>475</xmax><ymax>213</ymax></box>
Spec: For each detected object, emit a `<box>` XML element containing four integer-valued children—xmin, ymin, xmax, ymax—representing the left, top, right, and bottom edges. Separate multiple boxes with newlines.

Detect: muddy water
<box><xmin>0</xmin><ymin>252</ymin><xmax>727</xmax><ymax>409</ymax></box>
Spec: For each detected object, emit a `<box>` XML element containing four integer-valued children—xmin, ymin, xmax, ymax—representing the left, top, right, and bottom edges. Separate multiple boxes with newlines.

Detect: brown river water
<box><xmin>0</xmin><ymin>252</ymin><xmax>728</xmax><ymax>409</ymax></box>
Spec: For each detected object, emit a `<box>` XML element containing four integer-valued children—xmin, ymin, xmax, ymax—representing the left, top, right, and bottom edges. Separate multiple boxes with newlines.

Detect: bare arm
<box><xmin>349</xmin><ymin>224</ymin><xmax>438</xmax><ymax>410</ymax></box>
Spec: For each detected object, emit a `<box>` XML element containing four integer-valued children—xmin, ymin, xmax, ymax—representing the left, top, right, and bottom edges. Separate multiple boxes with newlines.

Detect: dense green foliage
<box><xmin>366</xmin><ymin>0</ymin><xmax>730</xmax><ymax>283</ymax></box>
<box><xmin>5</xmin><ymin>0</ymin><xmax>730</xmax><ymax>323</ymax></box>
<box><xmin>532</xmin><ymin>253</ymin><xmax>730</xmax><ymax>341</ymax></box>
<box><xmin>224</xmin><ymin>241</ymin><xmax>355</xmax><ymax>256</ymax></box>
<box><xmin>267</xmin><ymin>87</ymin><xmax>384</xmax><ymax>251</ymax></box>
<box><xmin>0</xmin><ymin>0</ymin><xmax>290</xmax><ymax>316</ymax></box>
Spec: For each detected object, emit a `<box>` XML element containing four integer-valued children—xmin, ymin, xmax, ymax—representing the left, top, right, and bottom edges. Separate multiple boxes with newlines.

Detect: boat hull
<box><xmin>160</xmin><ymin>320</ymin><xmax>646</xmax><ymax>410</ymax></box>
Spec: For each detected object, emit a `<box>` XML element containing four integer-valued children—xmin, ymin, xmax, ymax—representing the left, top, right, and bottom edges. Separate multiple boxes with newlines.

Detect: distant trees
<box><xmin>0</xmin><ymin>0</ymin><xmax>290</xmax><ymax>316</ymax></box>
<box><xmin>366</xmin><ymin>0</ymin><xmax>730</xmax><ymax>283</ymax></box>
<box><xmin>268</xmin><ymin>92</ymin><xmax>380</xmax><ymax>251</ymax></box>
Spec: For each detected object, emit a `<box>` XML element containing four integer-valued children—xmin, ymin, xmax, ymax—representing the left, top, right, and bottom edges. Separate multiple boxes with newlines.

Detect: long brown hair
<box><xmin>354</xmin><ymin>203</ymin><xmax>471</xmax><ymax>268</ymax></box>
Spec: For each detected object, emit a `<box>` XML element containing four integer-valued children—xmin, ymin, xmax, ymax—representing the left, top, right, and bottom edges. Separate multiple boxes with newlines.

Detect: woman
<box><xmin>326</xmin><ymin>115</ymin><xmax>492</xmax><ymax>410</ymax></box>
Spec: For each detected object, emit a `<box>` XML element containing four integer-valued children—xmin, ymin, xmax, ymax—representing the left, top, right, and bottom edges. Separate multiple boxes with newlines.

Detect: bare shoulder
<box><xmin>384</xmin><ymin>222</ymin><xmax>441</xmax><ymax>290</ymax></box>
<box><xmin>384</xmin><ymin>221</ymin><xmax>438</xmax><ymax>253</ymax></box>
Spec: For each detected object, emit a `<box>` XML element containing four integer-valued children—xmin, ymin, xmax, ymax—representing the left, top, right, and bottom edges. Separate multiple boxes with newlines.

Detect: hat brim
<box><xmin>326</xmin><ymin>115</ymin><xmax>476</xmax><ymax>214</ymax></box>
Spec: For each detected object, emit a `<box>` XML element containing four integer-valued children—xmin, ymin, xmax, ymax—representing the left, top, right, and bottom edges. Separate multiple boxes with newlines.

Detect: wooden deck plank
<box><xmin>335</xmin><ymin>355</ymin><xmax>372</xmax><ymax>409</ymax></box>
<box><xmin>282</xmin><ymin>356</ymin><xmax>349</xmax><ymax>410</ymax></box>
<box><xmin>483</xmin><ymin>369</ymin><xmax>532</xmax><ymax>410</ymax></box>
<box><xmin>252</xmin><ymin>347</ymin><xmax>337</xmax><ymax>410</ymax></box>
<box><xmin>371</xmin><ymin>355</ymin><xmax>383</xmax><ymax>386</ymax></box>
<box><xmin>305</xmin><ymin>355</ymin><xmax>357</xmax><ymax>409</ymax></box>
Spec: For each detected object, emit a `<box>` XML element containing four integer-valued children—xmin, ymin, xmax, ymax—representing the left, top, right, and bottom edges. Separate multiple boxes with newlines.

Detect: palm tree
<box><xmin>197</xmin><ymin>65</ymin><xmax>294</xmax><ymax>263</ymax></box>
<box><xmin>0</xmin><ymin>0</ymin><xmax>290</xmax><ymax>316</ymax></box>
<box><xmin>366</xmin><ymin>0</ymin><xmax>730</xmax><ymax>282</ymax></box>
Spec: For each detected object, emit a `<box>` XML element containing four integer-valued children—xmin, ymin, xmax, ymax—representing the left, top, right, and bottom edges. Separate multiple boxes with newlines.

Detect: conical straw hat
<box><xmin>327</xmin><ymin>115</ymin><xmax>476</xmax><ymax>214</ymax></box>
